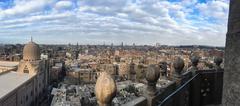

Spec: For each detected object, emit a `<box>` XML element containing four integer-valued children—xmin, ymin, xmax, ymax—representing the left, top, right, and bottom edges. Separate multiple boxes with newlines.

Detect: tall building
<box><xmin>0</xmin><ymin>40</ymin><xmax>49</xmax><ymax>106</ymax></box>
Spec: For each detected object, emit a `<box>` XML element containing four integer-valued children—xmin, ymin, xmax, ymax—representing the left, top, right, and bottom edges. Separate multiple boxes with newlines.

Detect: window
<box><xmin>31</xmin><ymin>91</ymin><xmax>33</xmax><ymax>96</ymax></box>
<box><xmin>26</xmin><ymin>95</ymin><xmax>28</xmax><ymax>102</ymax></box>
<box><xmin>23</xmin><ymin>66</ymin><xmax>29</xmax><ymax>73</ymax></box>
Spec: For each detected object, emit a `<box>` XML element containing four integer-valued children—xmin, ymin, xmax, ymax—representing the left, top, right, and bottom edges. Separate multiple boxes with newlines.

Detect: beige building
<box><xmin>0</xmin><ymin>41</ymin><xmax>49</xmax><ymax>106</ymax></box>
<box><xmin>66</xmin><ymin>68</ymin><xmax>96</xmax><ymax>84</ymax></box>
<box><xmin>118</xmin><ymin>63</ymin><xmax>129</xmax><ymax>78</ymax></box>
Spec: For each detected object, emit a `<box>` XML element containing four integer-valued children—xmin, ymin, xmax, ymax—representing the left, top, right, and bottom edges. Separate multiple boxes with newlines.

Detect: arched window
<box><xmin>26</xmin><ymin>95</ymin><xmax>28</xmax><ymax>102</ymax></box>
<box><xmin>31</xmin><ymin>91</ymin><xmax>33</xmax><ymax>96</ymax></box>
<box><xmin>24</xmin><ymin>66</ymin><xmax>29</xmax><ymax>73</ymax></box>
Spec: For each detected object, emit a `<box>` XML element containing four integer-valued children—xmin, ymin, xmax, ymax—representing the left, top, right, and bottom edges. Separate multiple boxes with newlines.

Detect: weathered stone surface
<box><xmin>173</xmin><ymin>57</ymin><xmax>184</xmax><ymax>74</ymax></box>
<box><xmin>172</xmin><ymin>57</ymin><xmax>184</xmax><ymax>86</ymax></box>
<box><xmin>187</xmin><ymin>56</ymin><xmax>199</xmax><ymax>76</ymax></box>
<box><xmin>223</xmin><ymin>0</ymin><xmax>240</xmax><ymax>105</ymax></box>
<box><xmin>214</xmin><ymin>57</ymin><xmax>223</xmax><ymax>71</ymax></box>
<box><xmin>144</xmin><ymin>64</ymin><xmax>160</xmax><ymax>106</ymax></box>
<box><xmin>122</xmin><ymin>97</ymin><xmax>147</xmax><ymax>106</ymax></box>
<box><xmin>145</xmin><ymin>64</ymin><xmax>160</xmax><ymax>96</ymax></box>
<box><xmin>159</xmin><ymin>61</ymin><xmax>168</xmax><ymax>79</ymax></box>
<box><xmin>95</xmin><ymin>72</ymin><xmax>117</xmax><ymax>106</ymax></box>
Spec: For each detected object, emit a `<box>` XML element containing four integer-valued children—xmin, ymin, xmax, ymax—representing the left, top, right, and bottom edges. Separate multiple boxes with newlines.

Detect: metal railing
<box><xmin>158</xmin><ymin>70</ymin><xmax>224</xmax><ymax>106</ymax></box>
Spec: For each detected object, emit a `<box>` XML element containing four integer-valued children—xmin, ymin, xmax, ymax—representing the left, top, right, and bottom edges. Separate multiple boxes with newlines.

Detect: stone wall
<box><xmin>223</xmin><ymin>0</ymin><xmax>240</xmax><ymax>105</ymax></box>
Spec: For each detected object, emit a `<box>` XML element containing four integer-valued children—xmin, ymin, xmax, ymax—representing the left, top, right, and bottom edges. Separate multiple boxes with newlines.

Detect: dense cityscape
<box><xmin>0</xmin><ymin>41</ymin><xmax>224</xmax><ymax>106</ymax></box>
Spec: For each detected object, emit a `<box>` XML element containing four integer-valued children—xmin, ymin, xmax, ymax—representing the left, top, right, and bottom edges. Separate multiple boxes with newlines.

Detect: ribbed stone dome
<box><xmin>23</xmin><ymin>41</ymin><xmax>40</xmax><ymax>61</ymax></box>
<box><xmin>95</xmin><ymin>72</ymin><xmax>116</xmax><ymax>106</ymax></box>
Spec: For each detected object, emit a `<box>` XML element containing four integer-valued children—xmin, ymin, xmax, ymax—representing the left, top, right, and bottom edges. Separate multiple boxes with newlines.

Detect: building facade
<box><xmin>0</xmin><ymin>41</ymin><xmax>49</xmax><ymax>106</ymax></box>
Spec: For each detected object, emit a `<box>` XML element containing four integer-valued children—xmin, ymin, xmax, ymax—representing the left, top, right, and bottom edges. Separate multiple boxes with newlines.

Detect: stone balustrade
<box><xmin>94</xmin><ymin>57</ymin><xmax>224</xmax><ymax>106</ymax></box>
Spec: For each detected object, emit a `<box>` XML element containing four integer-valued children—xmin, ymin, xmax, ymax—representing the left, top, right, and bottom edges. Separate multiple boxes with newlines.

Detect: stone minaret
<box><xmin>223</xmin><ymin>0</ymin><xmax>240</xmax><ymax>105</ymax></box>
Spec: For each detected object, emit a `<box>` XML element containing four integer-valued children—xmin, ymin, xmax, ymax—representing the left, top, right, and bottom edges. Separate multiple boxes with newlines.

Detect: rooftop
<box><xmin>0</xmin><ymin>71</ymin><xmax>32</xmax><ymax>99</ymax></box>
<box><xmin>0</xmin><ymin>61</ymin><xmax>19</xmax><ymax>67</ymax></box>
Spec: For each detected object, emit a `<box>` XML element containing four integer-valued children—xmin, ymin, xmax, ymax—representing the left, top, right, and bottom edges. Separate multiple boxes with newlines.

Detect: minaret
<box><xmin>223</xmin><ymin>0</ymin><xmax>240</xmax><ymax>105</ymax></box>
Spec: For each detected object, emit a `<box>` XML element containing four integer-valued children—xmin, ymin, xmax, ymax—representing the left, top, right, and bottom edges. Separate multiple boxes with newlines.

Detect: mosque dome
<box><xmin>23</xmin><ymin>41</ymin><xmax>40</xmax><ymax>61</ymax></box>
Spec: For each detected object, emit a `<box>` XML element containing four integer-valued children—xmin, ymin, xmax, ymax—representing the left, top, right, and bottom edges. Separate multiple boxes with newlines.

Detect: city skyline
<box><xmin>0</xmin><ymin>0</ymin><xmax>229</xmax><ymax>46</ymax></box>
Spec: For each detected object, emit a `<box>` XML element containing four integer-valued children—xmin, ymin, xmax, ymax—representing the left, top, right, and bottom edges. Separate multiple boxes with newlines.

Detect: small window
<box><xmin>26</xmin><ymin>95</ymin><xmax>28</xmax><ymax>101</ymax></box>
<box><xmin>24</xmin><ymin>69</ymin><xmax>29</xmax><ymax>73</ymax></box>
<box><xmin>23</xmin><ymin>66</ymin><xmax>29</xmax><ymax>73</ymax></box>
<box><xmin>31</xmin><ymin>91</ymin><xmax>33</xmax><ymax>96</ymax></box>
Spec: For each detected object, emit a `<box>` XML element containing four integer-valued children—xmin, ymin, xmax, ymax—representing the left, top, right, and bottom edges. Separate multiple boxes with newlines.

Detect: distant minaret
<box><xmin>76</xmin><ymin>42</ymin><xmax>79</xmax><ymax>49</ymax></box>
<box><xmin>111</xmin><ymin>43</ymin><xmax>113</xmax><ymax>49</ymax></box>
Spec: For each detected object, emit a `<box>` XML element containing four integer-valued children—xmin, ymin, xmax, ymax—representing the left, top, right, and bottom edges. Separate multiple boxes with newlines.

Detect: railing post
<box><xmin>188</xmin><ymin>56</ymin><xmax>201</xmax><ymax>106</ymax></box>
<box><xmin>213</xmin><ymin>57</ymin><xmax>223</xmax><ymax>104</ymax></box>
<box><xmin>144</xmin><ymin>64</ymin><xmax>160</xmax><ymax>106</ymax></box>
<box><xmin>172</xmin><ymin>57</ymin><xmax>186</xmax><ymax>106</ymax></box>
<box><xmin>95</xmin><ymin>72</ymin><xmax>117</xmax><ymax>106</ymax></box>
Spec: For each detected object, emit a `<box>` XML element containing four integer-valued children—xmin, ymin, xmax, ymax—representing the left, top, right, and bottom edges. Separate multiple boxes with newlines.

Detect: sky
<box><xmin>0</xmin><ymin>0</ymin><xmax>229</xmax><ymax>46</ymax></box>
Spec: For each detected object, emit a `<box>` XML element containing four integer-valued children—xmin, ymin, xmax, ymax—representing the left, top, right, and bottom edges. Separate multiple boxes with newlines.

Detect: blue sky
<box><xmin>0</xmin><ymin>0</ymin><xmax>229</xmax><ymax>46</ymax></box>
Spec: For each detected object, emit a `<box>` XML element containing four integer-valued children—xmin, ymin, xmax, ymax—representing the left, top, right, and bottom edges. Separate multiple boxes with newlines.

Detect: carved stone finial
<box><xmin>173</xmin><ymin>57</ymin><xmax>185</xmax><ymax>86</ymax></box>
<box><xmin>145</xmin><ymin>64</ymin><xmax>160</xmax><ymax>96</ymax></box>
<box><xmin>188</xmin><ymin>56</ymin><xmax>199</xmax><ymax>75</ymax></box>
<box><xmin>95</xmin><ymin>72</ymin><xmax>117</xmax><ymax>106</ymax></box>
<box><xmin>191</xmin><ymin>56</ymin><xmax>199</xmax><ymax>67</ymax></box>
<box><xmin>214</xmin><ymin>57</ymin><xmax>223</xmax><ymax>66</ymax></box>
<box><xmin>214</xmin><ymin>57</ymin><xmax>223</xmax><ymax>70</ymax></box>
<box><xmin>173</xmin><ymin>57</ymin><xmax>185</xmax><ymax>74</ymax></box>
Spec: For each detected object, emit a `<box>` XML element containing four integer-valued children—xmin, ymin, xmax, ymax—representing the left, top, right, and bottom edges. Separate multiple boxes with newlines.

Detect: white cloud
<box><xmin>0</xmin><ymin>0</ymin><xmax>56</xmax><ymax>19</ymax></box>
<box><xmin>0</xmin><ymin>0</ymin><xmax>229</xmax><ymax>46</ymax></box>
<box><xmin>196</xmin><ymin>0</ymin><xmax>229</xmax><ymax>21</ymax></box>
<box><xmin>55</xmin><ymin>0</ymin><xmax>73</xmax><ymax>10</ymax></box>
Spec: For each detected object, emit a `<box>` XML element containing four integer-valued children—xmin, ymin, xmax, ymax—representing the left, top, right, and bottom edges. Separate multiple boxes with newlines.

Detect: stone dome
<box><xmin>23</xmin><ymin>41</ymin><xmax>40</xmax><ymax>61</ymax></box>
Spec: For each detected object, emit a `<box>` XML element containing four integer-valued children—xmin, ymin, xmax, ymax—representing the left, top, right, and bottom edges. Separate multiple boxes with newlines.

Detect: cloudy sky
<box><xmin>0</xmin><ymin>0</ymin><xmax>229</xmax><ymax>46</ymax></box>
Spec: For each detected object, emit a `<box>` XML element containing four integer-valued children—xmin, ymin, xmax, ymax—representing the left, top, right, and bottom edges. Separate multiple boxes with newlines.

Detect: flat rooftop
<box><xmin>0</xmin><ymin>71</ymin><xmax>32</xmax><ymax>99</ymax></box>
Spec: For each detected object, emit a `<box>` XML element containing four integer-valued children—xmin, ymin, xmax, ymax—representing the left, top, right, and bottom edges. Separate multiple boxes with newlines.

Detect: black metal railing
<box><xmin>158</xmin><ymin>69</ymin><xmax>224</xmax><ymax>106</ymax></box>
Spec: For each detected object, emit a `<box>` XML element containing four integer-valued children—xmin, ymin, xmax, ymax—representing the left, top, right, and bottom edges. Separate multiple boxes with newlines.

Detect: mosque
<box><xmin>0</xmin><ymin>40</ymin><xmax>49</xmax><ymax>106</ymax></box>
